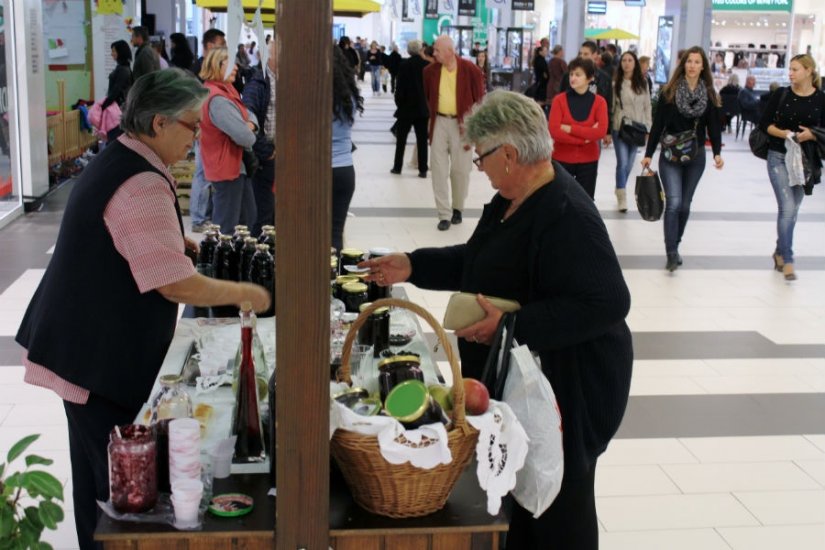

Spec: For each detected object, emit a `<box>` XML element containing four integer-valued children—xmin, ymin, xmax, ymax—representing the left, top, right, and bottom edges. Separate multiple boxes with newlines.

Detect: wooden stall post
<box><xmin>273</xmin><ymin>0</ymin><xmax>332</xmax><ymax>548</ymax></box>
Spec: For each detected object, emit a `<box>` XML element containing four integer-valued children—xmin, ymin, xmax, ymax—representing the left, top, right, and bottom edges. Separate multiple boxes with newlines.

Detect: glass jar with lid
<box><xmin>384</xmin><ymin>380</ymin><xmax>447</xmax><ymax>429</ymax></box>
<box><xmin>377</xmin><ymin>354</ymin><xmax>424</xmax><ymax>402</ymax></box>
<box><xmin>108</xmin><ymin>424</ymin><xmax>158</xmax><ymax>513</ymax></box>
<box><xmin>150</xmin><ymin>375</ymin><xmax>193</xmax><ymax>423</ymax></box>
<box><xmin>341</xmin><ymin>281</ymin><xmax>369</xmax><ymax>313</ymax></box>
<box><xmin>339</xmin><ymin>248</ymin><xmax>365</xmax><ymax>275</ymax></box>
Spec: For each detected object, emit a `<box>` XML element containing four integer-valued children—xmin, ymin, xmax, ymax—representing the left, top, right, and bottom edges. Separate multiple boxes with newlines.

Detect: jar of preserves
<box><xmin>108</xmin><ymin>424</ymin><xmax>158</xmax><ymax>513</ymax></box>
<box><xmin>341</xmin><ymin>282</ymin><xmax>369</xmax><ymax>313</ymax></box>
<box><xmin>334</xmin><ymin>275</ymin><xmax>360</xmax><ymax>301</ymax></box>
<box><xmin>339</xmin><ymin>248</ymin><xmax>365</xmax><ymax>275</ymax></box>
<box><xmin>384</xmin><ymin>380</ymin><xmax>447</xmax><ymax>429</ymax></box>
<box><xmin>330</xmin><ymin>255</ymin><xmax>339</xmax><ymax>282</ymax></box>
<box><xmin>377</xmin><ymin>354</ymin><xmax>424</xmax><ymax>402</ymax></box>
<box><xmin>233</xmin><ymin>225</ymin><xmax>249</xmax><ymax>241</ymax></box>
<box><xmin>358</xmin><ymin>304</ymin><xmax>390</xmax><ymax>357</ymax></box>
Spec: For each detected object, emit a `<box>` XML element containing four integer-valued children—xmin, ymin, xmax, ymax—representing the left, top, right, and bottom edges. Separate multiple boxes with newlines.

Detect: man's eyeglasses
<box><xmin>472</xmin><ymin>145</ymin><xmax>501</xmax><ymax>169</ymax></box>
<box><xmin>175</xmin><ymin>119</ymin><xmax>201</xmax><ymax>138</ymax></box>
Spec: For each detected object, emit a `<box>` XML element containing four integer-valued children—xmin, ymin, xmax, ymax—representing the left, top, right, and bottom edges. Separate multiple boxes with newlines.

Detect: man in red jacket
<box><xmin>423</xmin><ymin>36</ymin><xmax>486</xmax><ymax>230</ymax></box>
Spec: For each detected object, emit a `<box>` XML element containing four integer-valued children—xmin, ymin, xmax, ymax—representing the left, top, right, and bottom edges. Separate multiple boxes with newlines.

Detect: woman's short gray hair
<box><xmin>464</xmin><ymin>90</ymin><xmax>552</xmax><ymax>165</ymax></box>
<box><xmin>407</xmin><ymin>39</ymin><xmax>422</xmax><ymax>56</ymax></box>
<box><xmin>121</xmin><ymin>68</ymin><xmax>208</xmax><ymax>137</ymax></box>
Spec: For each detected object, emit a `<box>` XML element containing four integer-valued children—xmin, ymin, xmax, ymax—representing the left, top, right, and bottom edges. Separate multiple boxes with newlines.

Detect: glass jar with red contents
<box><xmin>108</xmin><ymin>424</ymin><xmax>158</xmax><ymax>513</ymax></box>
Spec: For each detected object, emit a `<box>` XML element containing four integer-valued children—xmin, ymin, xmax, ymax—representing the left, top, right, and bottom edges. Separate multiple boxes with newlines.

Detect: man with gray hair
<box><xmin>391</xmin><ymin>39</ymin><xmax>430</xmax><ymax>178</ymax></box>
<box><xmin>423</xmin><ymin>36</ymin><xmax>486</xmax><ymax>230</ymax></box>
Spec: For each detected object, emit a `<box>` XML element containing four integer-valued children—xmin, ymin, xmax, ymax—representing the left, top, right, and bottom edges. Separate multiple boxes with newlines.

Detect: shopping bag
<box><xmin>480</xmin><ymin>314</ymin><xmax>564</xmax><ymax>518</ymax></box>
<box><xmin>635</xmin><ymin>168</ymin><xmax>664</xmax><ymax>221</ymax></box>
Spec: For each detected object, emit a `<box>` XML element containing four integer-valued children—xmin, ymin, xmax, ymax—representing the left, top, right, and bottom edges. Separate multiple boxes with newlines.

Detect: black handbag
<box><xmin>635</xmin><ymin>168</ymin><xmax>665</xmax><ymax>222</ymax></box>
<box><xmin>479</xmin><ymin>313</ymin><xmax>517</xmax><ymax>401</ymax></box>
<box><xmin>749</xmin><ymin>88</ymin><xmax>788</xmax><ymax>160</ymax></box>
<box><xmin>619</xmin><ymin>117</ymin><xmax>647</xmax><ymax>146</ymax></box>
<box><xmin>242</xmin><ymin>148</ymin><xmax>260</xmax><ymax>175</ymax></box>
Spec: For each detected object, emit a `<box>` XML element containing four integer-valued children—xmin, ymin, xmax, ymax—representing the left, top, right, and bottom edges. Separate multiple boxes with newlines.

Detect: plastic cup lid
<box><xmin>208</xmin><ymin>493</ymin><xmax>254</xmax><ymax>517</ymax></box>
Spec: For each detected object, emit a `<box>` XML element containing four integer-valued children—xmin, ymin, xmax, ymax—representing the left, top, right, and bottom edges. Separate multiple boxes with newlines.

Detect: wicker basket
<box><xmin>330</xmin><ymin>298</ymin><xmax>479</xmax><ymax>518</ymax></box>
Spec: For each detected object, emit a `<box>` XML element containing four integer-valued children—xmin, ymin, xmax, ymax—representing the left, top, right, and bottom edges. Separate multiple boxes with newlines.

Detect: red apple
<box><xmin>463</xmin><ymin>378</ymin><xmax>490</xmax><ymax>415</ymax></box>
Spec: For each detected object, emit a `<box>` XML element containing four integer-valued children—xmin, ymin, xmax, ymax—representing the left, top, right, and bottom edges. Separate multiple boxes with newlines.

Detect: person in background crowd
<box><xmin>532</xmin><ymin>45</ymin><xmax>550</xmax><ymax>108</ymax></box>
<box><xmin>422</xmin><ymin>44</ymin><xmax>435</xmax><ymax>64</ymax></box>
<box><xmin>380</xmin><ymin>45</ymin><xmax>391</xmax><ymax>93</ymax></box>
<box><xmin>719</xmin><ymin>73</ymin><xmax>742</xmax><ymax>132</ymax></box>
<box><xmin>711</xmin><ymin>52</ymin><xmax>726</xmax><ymax>74</ymax></box>
<box><xmin>199</xmin><ymin>48</ymin><xmax>258</xmax><ymax>235</ymax></box>
<box><xmin>189</xmin><ymin>28</ymin><xmax>226</xmax><ymax>233</ymax></box>
<box><xmin>546</xmin><ymin>45</ymin><xmax>568</xmax><ymax>107</ymax></box>
<box><xmin>561</xmin><ymin>41</ymin><xmax>613</xmax><ymax>146</ymax></box>
<box><xmin>642</xmin><ymin>46</ymin><xmax>724</xmax><ymax>272</ymax></box>
<box><xmin>265</xmin><ymin>34</ymin><xmax>271</xmax><ymax>45</ymax></box>
<box><xmin>760</xmin><ymin>54</ymin><xmax>825</xmax><ymax>281</ymax></box>
<box><xmin>234</xmin><ymin>44</ymin><xmax>251</xmax><ymax>94</ymax></box>
<box><xmin>331</xmin><ymin>46</ymin><xmax>364</xmax><ymax>252</ymax></box>
<box><xmin>611</xmin><ymin>51</ymin><xmax>652</xmax><ymax>212</ymax></box>
<box><xmin>242</xmin><ymin>38</ymin><xmax>278</xmax><ymax>236</ymax></box>
<box><xmin>604</xmin><ymin>43</ymin><xmax>620</xmax><ymax>74</ymax></box>
<box><xmin>424</xmin><ymin>35</ymin><xmax>486</xmax><ymax>231</ymax></box>
<box><xmin>476</xmin><ymin>49</ymin><xmax>490</xmax><ymax>91</ymax></box>
<box><xmin>361</xmin><ymin>91</ymin><xmax>632</xmax><ymax>550</ymax></box>
<box><xmin>719</xmin><ymin>73</ymin><xmax>741</xmax><ymax>96</ymax></box>
<box><xmin>391</xmin><ymin>39</ymin><xmax>429</xmax><ymax>178</ymax></box>
<box><xmin>639</xmin><ymin>55</ymin><xmax>654</xmax><ymax>93</ymax></box>
<box><xmin>599</xmin><ymin>52</ymin><xmax>614</xmax><ymax>76</ymax></box>
<box><xmin>366</xmin><ymin>41</ymin><xmax>383</xmax><ymax>96</ymax></box>
<box><xmin>248</xmin><ymin>41</ymin><xmax>259</xmax><ymax>67</ymax></box>
<box><xmin>169</xmin><ymin>33</ymin><xmax>194</xmax><ymax>72</ymax></box>
<box><xmin>471</xmin><ymin>42</ymin><xmax>482</xmax><ymax>57</ymax></box>
<box><xmin>102</xmin><ymin>40</ymin><xmax>133</xmax><ymax>142</ymax></box>
<box><xmin>131</xmin><ymin>26</ymin><xmax>160</xmax><ymax>81</ymax></box>
<box><xmin>386</xmin><ymin>43</ymin><xmax>402</xmax><ymax>94</ymax></box>
<box><xmin>338</xmin><ymin>36</ymin><xmax>360</xmax><ymax>72</ymax></box>
<box><xmin>549</xmin><ymin>57</ymin><xmax>608</xmax><ymax>199</ymax></box>
<box><xmin>357</xmin><ymin>38</ymin><xmax>368</xmax><ymax>82</ymax></box>
<box><xmin>15</xmin><ymin>68</ymin><xmax>271</xmax><ymax>550</ymax></box>
<box><xmin>738</xmin><ymin>74</ymin><xmax>761</xmax><ymax>122</ymax></box>
<box><xmin>151</xmin><ymin>38</ymin><xmax>169</xmax><ymax>69</ymax></box>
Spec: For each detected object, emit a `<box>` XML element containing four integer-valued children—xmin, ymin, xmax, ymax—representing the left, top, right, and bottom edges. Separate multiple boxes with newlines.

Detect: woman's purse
<box><xmin>619</xmin><ymin>117</ymin><xmax>648</xmax><ymax>146</ymax></box>
<box><xmin>661</xmin><ymin>120</ymin><xmax>699</xmax><ymax>165</ymax></box>
<box><xmin>749</xmin><ymin>88</ymin><xmax>789</xmax><ymax>160</ymax></box>
<box><xmin>635</xmin><ymin>167</ymin><xmax>665</xmax><ymax>221</ymax></box>
<box><xmin>242</xmin><ymin>148</ymin><xmax>260</xmax><ymax>175</ymax></box>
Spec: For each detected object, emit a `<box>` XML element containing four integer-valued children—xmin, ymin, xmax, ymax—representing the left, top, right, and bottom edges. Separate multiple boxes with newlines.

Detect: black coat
<box><xmin>387</xmin><ymin>51</ymin><xmax>402</xmax><ymax>76</ymax></box>
<box><xmin>103</xmin><ymin>64</ymin><xmax>132</xmax><ymax>109</ymax></box>
<box><xmin>394</xmin><ymin>55</ymin><xmax>429</xmax><ymax>120</ymax></box>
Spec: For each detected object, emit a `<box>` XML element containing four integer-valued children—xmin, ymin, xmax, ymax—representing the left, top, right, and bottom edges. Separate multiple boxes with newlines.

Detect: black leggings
<box><xmin>506</xmin><ymin>460</ymin><xmax>598</xmax><ymax>550</ymax></box>
<box><xmin>557</xmin><ymin>160</ymin><xmax>599</xmax><ymax>199</ymax></box>
<box><xmin>332</xmin><ymin>165</ymin><xmax>355</xmax><ymax>252</ymax></box>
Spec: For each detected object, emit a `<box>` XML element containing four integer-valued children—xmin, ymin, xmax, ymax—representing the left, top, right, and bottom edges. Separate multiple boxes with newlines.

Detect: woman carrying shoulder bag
<box><xmin>641</xmin><ymin>46</ymin><xmax>724</xmax><ymax>272</ymax></box>
<box><xmin>759</xmin><ymin>54</ymin><xmax>825</xmax><ymax>281</ymax></box>
<box><xmin>612</xmin><ymin>51</ymin><xmax>651</xmax><ymax>213</ymax></box>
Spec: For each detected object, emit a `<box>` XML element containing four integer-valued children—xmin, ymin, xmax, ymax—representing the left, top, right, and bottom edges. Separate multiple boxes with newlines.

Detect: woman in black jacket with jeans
<box><xmin>103</xmin><ymin>40</ymin><xmax>133</xmax><ymax>140</ymax></box>
<box><xmin>642</xmin><ymin>46</ymin><xmax>724</xmax><ymax>272</ymax></box>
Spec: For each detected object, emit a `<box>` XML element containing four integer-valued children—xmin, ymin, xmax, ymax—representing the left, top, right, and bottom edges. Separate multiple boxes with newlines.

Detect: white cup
<box><xmin>171</xmin><ymin>495</ymin><xmax>200</xmax><ymax>527</ymax></box>
<box><xmin>210</xmin><ymin>449</ymin><xmax>233</xmax><ymax>479</ymax></box>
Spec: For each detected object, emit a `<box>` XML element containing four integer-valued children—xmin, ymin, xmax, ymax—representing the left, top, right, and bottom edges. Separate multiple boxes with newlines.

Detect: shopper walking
<box><xmin>15</xmin><ymin>69</ymin><xmax>270</xmax><ymax>550</ymax></box>
<box><xmin>130</xmin><ymin>26</ymin><xmax>160</xmax><ymax>81</ymax></box>
<box><xmin>423</xmin><ymin>35</ymin><xmax>486</xmax><ymax>230</ymax></box>
<box><xmin>331</xmin><ymin>47</ymin><xmax>364</xmax><ymax>252</ymax></box>
<box><xmin>199</xmin><ymin>48</ymin><xmax>258</xmax><ymax>235</ymax></box>
<box><xmin>391</xmin><ymin>39</ymin><xmax>429</xmax><ymax>178</ymax></box>
<box><xmin>168</xmin><ymin>32</ymin><xmax>194</xmax><ymax>72</ymax></box>
<box><xmin>361</xmin><ymin>91</ymin><xmax>632</xmax><ymax>550</ymax></box>
<box><xmin>366</xmin><ymin>41</ymin><xmax>383</xmax><ymax>95</ymax></box>
<box><xmin>532</xmin><ymin>45</ymin><xmax>550</xmax><ymax>107</ymax></box>
<box><xmin>476</xmin><ymin>50</ymin><xmax>490</xmax><ymax>91</ymax></box>
<box><xmin>548</xmin><ymin>57</ymin><xmax>608</xmax><ymax>199</ymax></box>
<box><xmin>560</xmin><ymin>41</ymin><xmax>613</xmax><ymax>145</ymax></box>
<box><xmin>642</xmin><ymin>46</ymin><xmax>724</xmax><ymax>272</ymax></box>
<box><xmin>612</xmin><ymin>51</ymin><xmax>652</xmax><ymax>212</ymax></box>
<box><xmin>760</xmin><ymin>54</ymin><xmax>825</xmax><ymax>281</ymax></box>
<box><xmin>386</xmin><ymin>43</ymin><xmax>402</xmax><ymax>93</ymax></box>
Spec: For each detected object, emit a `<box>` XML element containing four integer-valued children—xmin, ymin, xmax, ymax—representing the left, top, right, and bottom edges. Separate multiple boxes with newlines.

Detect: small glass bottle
<box><xmin>240</xmin><ymin>236</ymin><xmax>258</xmax><ymax>282</ymax></box>
<box><xmin>211</xmin><ymin>235</ymin><xmax>239</xmax><ymax>318</ymax></box>
<box><xmin>197</xmin><ymin>230</ymin><xmax>219</xmax><ymax>279</ymax></box>
<box><xmin>258</xmin><ymin>225</ymin><xmax>275</xmax><ymax>241</ymax></box>
<box><xmin>230</xmin><ymin>230</ymin><xmax>251</xmax><ymax>281</ymax></box>
<box><xmin>232</xmin><ymin>303</ymin><xmax>266</xmax><ymax>463</ymax></box>
<box><xmin>260</xmin><ymin>229</ymin><xmax>276</xmax><ymax>253</ymax></box>
<box><xmin>233</xmin><ymin>225</ymin><xmax>249</xmax><ymax>242</ymax></box>
<box><xmin>249</xmin><ymin>244</ymin><xmax>275</xmax><ymax>318</ymax></box>
<box><xmin>109</xmin><ymin>425</ymin><xmax>158</xmax><ymax>513</ymax></box>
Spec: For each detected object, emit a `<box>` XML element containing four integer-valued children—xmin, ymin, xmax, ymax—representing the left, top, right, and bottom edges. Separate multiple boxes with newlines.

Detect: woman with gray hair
<box><xmin>15</xmin><ymin>68</ymin><xmax>270</xmax><ymax>550</ymax></box>
<box><xmin>361</xmin><ymin>90</ymin><xmax>632</xmax><ymax>550</ymax></box>
<box><xmin>391</xmin><ymin>38</ymin><xmax>430</xmax><ymax>177</ymax></box>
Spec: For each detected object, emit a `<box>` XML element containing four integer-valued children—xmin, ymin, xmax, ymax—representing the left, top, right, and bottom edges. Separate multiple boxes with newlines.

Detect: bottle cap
<box><xmin>240</xmin><ymin>301</ymin><xmax>252</xmax><ymax>312</ymax></box>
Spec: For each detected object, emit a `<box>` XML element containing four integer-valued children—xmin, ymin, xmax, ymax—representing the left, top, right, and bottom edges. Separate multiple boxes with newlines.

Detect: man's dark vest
<box><xmin>16</xmin><ymin>140</ymin><xmax>183</xmax><ymax>411</ymax></box>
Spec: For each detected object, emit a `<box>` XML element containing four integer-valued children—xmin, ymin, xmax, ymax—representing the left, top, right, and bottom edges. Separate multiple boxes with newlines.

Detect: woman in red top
<box><xmin>548</xmin><ymin>57</ymin><xmax>608</xmax><ymax>198</ymax></box>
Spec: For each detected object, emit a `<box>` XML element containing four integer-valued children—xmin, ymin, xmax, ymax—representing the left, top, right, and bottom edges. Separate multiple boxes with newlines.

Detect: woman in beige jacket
<box><xmin>612</xmin><ymin>51</ymin><xmax>652</xmax><ymax>212</ymax></box>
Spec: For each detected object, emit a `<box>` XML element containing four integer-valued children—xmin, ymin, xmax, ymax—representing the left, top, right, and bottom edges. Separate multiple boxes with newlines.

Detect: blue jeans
<box><xmin>189</xmin><ymin>143</ymin><xmax>212</xmax><ymax>226</ymax></box>
<box><xmin>659</xmin><ymin>150</ymin><xmax>706</xmax><ymax>255</ymax></box>
<box><xmin>370</xmin><ymin>66</ymin><xmax>381</xmax><ymax>92</ymax></box>
<box><xmin>767</xmin><ymin>150</ymin><xmax>805</xmax><ymax>264</ymax></box>
<box><xmin>210</xmin><ymin>174</ymin><xmax>256</xmax><ymax>235</ymax></box>
<box><xmin>612</xmin><ymin>130</ymin><xmax>638</xmax><ymax>190</ymax></box>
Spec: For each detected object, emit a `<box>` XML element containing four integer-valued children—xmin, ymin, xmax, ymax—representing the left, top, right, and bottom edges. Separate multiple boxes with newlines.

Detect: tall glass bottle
<box><xmin>249</xmin><ymin>244</ymin><xmax>275</xmax><ymax>318</ymax></box>
<box><xmin>240</xmin><ymin>236</ymin><xmax>258</xmax><ymax>282</ymax></box>
<box><xmin>232</xmin><ymin>303</ymin><xmax>266</xmax><ymax>463</ymax></box>
<box><xmin>211</xmin><ymin>235</ymin><xmax>239</xmax><ymax>318</ymax></box>
<box><xmin>194</xmin><ymin>230</ymin><xmax>219</xmax><ymax>317</ymax></box>
<box><xmin>230</xmin><ymin>230</ymin><xmax>250</xmax><ymax>281</ymax></box>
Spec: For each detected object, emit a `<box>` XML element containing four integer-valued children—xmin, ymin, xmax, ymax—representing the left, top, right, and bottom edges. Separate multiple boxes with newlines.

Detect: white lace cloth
<box><xmin>330</xmin><ymin>393</ymin><xmax>528</xmax><ymax>514</ymax></box>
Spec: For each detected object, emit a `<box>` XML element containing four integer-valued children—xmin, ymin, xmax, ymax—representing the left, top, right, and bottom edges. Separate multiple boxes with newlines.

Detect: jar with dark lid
<box><xmin>377</xmin><ymin>354</ymin><xmax>424</xmax><ymax>402</ymax></box>
<box><xmin>368</xmin><ymin>280</ymin><xmax>390</xmax><ymax>303</ymax></box>
<box><xmin>358</xmin><ymin>304</ymin><xmax>390</xmax><ymax>357</ymax></box>
<box><xmin>368</xmin><ymin>247</ymin><xmax>393</xmax><ymax>259</ymax></box>
<box><xmin>108</xmin><ymin>424</ymin><xmax>158</xmax><ymax>513</ymax></box>
<box><xmin>330</xmin><ymin>255</ymin><xmax>339</xmax><ymax>282</ymax></box>
<box><xmin>332</xmin><ymin>387</ymin><xmax>370</xmax><ymax>408</ymax></box>
<box><xmin>384</xmin><ymin>380</ymin><xmax>447</xmax><ymax>429</ymax></box>
<box><xmin>334</xmin><ymin>275</ymin><xmax>360</xmax><ymax>301</ymax></box>
<box><xmin>341</xmin><ymin>281</ymin><xmax>369</xmax><ymax>313</ymax></box>
<box><xmin>339</xmin><ymin>248</ymin><xmax>365</xmax><ymax>275</ymax></box>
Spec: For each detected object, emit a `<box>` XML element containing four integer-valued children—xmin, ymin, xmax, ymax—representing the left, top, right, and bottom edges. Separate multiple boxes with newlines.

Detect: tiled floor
<box><xmin>1</xmin><ymin>90</ymin><xmax>824</xmax><ymax>549</ymax></box>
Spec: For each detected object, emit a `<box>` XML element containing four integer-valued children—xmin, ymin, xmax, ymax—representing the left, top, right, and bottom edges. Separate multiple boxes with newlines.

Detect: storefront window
<box><xmin>0</xmin><ymin>0</ymin><xmax>21</xmax><ymax>227</ymax></box>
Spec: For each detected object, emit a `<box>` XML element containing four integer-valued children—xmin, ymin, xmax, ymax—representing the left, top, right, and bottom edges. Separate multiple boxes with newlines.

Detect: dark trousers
<box><xmin>659</xmin><ymin>150</ymin><xmax>706</xmax><ymax>255</ymax></box>
<box><xmin>557</xmin><ymin>160</ymin><xmax>599</xmax><ymax>199</ymax></box>
<box><xmin>210</xmin><ymin>174</ymin><xmax>256</xmax><ymax>235</ymax></box>
<box><xmin>64</xmin><ymin>394</ymin><xmax>139</xmax><ymax>550</ymax></box>
<box><xmin>392</xmin><ymin>116</ymin><xmax>428</xmax><ymax>174</ymax></box>
<box><xmin>391</xmin><ymin>74</ymin><xmax>397</xmax><ymax>93</ymax></box>
<box><xmin>506</xmin><ymin>460</ymin><xmax>598</xmax><ymax>550</ymax></box>
<box><xmin>251</xmin><ymin>158</ymin><xmax>275</xmax><ymax>237</ymax></box>
<box><xmin>332</xmin><ymin>165</ymin><xmax>355</xmax><ymax>252</ymax></box>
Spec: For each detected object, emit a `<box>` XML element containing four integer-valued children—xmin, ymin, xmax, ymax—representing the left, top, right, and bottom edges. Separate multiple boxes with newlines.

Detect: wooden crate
<box><xmin>63</xmin><ymin>110</ymin><xmax>81</xmax><ymax>160</ymax></box>
<box><xmin>47</xmin><ymin>113</ymin><xmax>64</xmax><ymax>165</ymax></box>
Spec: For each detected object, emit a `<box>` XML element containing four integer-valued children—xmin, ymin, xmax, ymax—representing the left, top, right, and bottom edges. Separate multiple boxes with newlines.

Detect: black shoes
<box><xmin>665</xmin><ymin>254</ymin><xmax>679</xmax><ymax>272</ymax></box>
<box><xmin>390</xmin><ymin>168</ymin><xmax>401</xmax><ymax>175</ymax></box>
<box><xmin>418</xmin><ymin>171</ymin><xmax>427</xmax><ymax>178</ymax></box>
<box><xmin>437</xmin><ymin>220</ymin><xmax>451</xmax><ymax>231</ymax></box>
<box><xmin>451</xmin><ymin>209</ymin><xmax>462</xmax><ymax>225</ymax></box>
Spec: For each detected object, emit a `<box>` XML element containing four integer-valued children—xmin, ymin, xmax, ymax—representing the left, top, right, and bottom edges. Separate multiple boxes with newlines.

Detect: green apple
<box><xmin>428</xmin><ymin>384</ymin><xmax>453</xmax><ymax>414</ymax></box>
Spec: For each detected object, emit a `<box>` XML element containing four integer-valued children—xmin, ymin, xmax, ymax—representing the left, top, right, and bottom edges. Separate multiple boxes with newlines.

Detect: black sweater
<box><xmin>759</xmin><ymin>86</ymin><xmax>825</xmax><ymax>154</ymax></box>
<box><xmin>103</xmin><ymin>64</ymin><xmax>132</xmax><ymax>109</ymax></box>
<box><xmin>408</xmin><ymin>164</ymin><xmax>633</xmax><ymax>478</ymax></box>
<box><xmin>645</xmin><ymin>98</ymin><xmax>723</xmax><ymax>158</ymax></box>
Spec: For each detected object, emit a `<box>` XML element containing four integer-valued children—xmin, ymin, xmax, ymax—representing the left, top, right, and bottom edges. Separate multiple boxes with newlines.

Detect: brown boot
<box><xmin>615</xmin><ymin>188</ymin><xmax>628</xmax><ymax>213</ymax></box>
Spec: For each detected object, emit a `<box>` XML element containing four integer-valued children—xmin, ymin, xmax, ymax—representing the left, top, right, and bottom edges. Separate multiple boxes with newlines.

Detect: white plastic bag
<box><xmin>503</xmin><ymin>341</ymin><xmax>564</xmax><ymax>518</ymax></box>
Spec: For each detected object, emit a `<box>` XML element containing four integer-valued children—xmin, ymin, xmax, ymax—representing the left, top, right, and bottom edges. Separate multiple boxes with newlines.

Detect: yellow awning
<box><xmin>194</xmin><ymin>0</ymin><xmax>381</xmax><ymax>18</ymax></box>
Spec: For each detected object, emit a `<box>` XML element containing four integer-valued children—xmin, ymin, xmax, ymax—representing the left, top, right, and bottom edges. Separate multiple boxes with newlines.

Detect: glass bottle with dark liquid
<box><xmin>249</xmin><ymin>244</ymin><xmax>275</xmax><ymax>317</ymax></box>
<box><xmin>240</xmin><ymin>236</ymin><xmax>258</xmax><ymax>282</ymax></box>
<box><xmin>194</xmin><ymin>230</ymin><xmax>219</xmax><ymax>317</ymax></box>
<box><xmin>211</xmin><ymin>235</ymin><xmax>239</xmax><ymax>318</ymax></box>
<box><xmin>232</xmin><ymin>303</ymin><xmax>266</xmax><ymax>462</ymax></box>
<box><xmin>230</xmin><ymin>230</ymin><xmax>250</xmax><ymax>281</ymax></box>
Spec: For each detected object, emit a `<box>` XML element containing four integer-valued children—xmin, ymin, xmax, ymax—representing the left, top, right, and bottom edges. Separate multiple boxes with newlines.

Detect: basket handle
<box><xmin>339</xmin><ymin>298</ymin><xmax>468</xmax><ymax>431</ymax></box>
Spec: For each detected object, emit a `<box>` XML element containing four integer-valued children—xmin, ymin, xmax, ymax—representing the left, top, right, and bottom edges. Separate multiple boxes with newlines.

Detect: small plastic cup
<box><xmin>171</xmin><ymin>495</ymin><xmax>200</xmax><ymax>527</ymax></box>
<box><xmin>210</xmin><ymin>449</ymin><xmax>233</xmax><ymax>479</ymax></box>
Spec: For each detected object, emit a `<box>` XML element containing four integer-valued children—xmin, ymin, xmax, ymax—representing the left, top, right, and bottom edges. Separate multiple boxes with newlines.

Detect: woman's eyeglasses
<box><xmin>473</xmin><ymin>145</ymin><xmax>501</xmax><ymax>168</ymax></box>
<box><xmin>175</xmin><ymin>119</ymin><xmax>201</xmax><ymax>138</ymax></box>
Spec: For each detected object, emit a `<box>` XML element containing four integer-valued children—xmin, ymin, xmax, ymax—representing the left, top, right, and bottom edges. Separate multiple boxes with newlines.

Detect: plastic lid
<box><xmin>159</xmin><ymin>374</ymin><xmax>183</xmax><ymax>386</ymax></box>
<box><xmin>208</xmin><ymin>493</ymin><xmax>254</xmax><ymax>517</ymax></box>
<box><xmin>340</xmin><ymin>248</ymin><xmax>364</xmax><ymax>257</ymax></box>
<box><xmin>385</xmin><ymin>380</ymin><xmax>428</xmax><ymax>422</ymax></box>
<box><xmin>341</xmin><ymin>282</ymin><xmax>368</xmax><ymax>294</ymax></box>
<box><xmin>377</xmin><ymin>354</ymin><xmax>421</xmax><ymax>368</ymax></box>
<box><xmin>336</xmin><ymin>275</ymin><xmax>359</xmax><ymax>285</ymax></box>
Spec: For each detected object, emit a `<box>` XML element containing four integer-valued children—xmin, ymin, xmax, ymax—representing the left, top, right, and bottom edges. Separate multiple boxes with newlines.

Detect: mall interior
<box><xmin>0</xmin><ymin>0</ymin><xmax>824</xmax><ymax>549</ymax></box>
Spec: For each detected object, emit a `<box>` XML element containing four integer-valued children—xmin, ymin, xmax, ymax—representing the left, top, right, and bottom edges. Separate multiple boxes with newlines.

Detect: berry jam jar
<box><xmin>108</xmin><ymin>424</ymin><xmax>158</xmax><ymax>513</ymax></box>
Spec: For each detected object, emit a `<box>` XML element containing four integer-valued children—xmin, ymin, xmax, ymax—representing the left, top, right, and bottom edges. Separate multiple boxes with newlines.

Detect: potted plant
<box><xmin>0</xmin><ymin>434</ymin><xmax>65</xmax><ymax>550</ymax></box>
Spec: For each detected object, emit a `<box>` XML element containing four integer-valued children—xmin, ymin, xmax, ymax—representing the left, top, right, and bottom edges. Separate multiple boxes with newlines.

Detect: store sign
<box><xmin>513</xmin><ymin>0</ymin><xmax>535</xmax><ymax>9</ymax></box>
<box><xmin>459</xmin><ymin>0</ymin><xmax>476</xmax><ymax>16</ymax></box>
<box><xmin>711</xmin><ymin>0</ymin><xmax>792</xmax><ymax>11</ymax></box>
<box><xmin>425</xmin><ymin>0</ymin><xmax>439</xmax><ymax>18</ymax></box>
